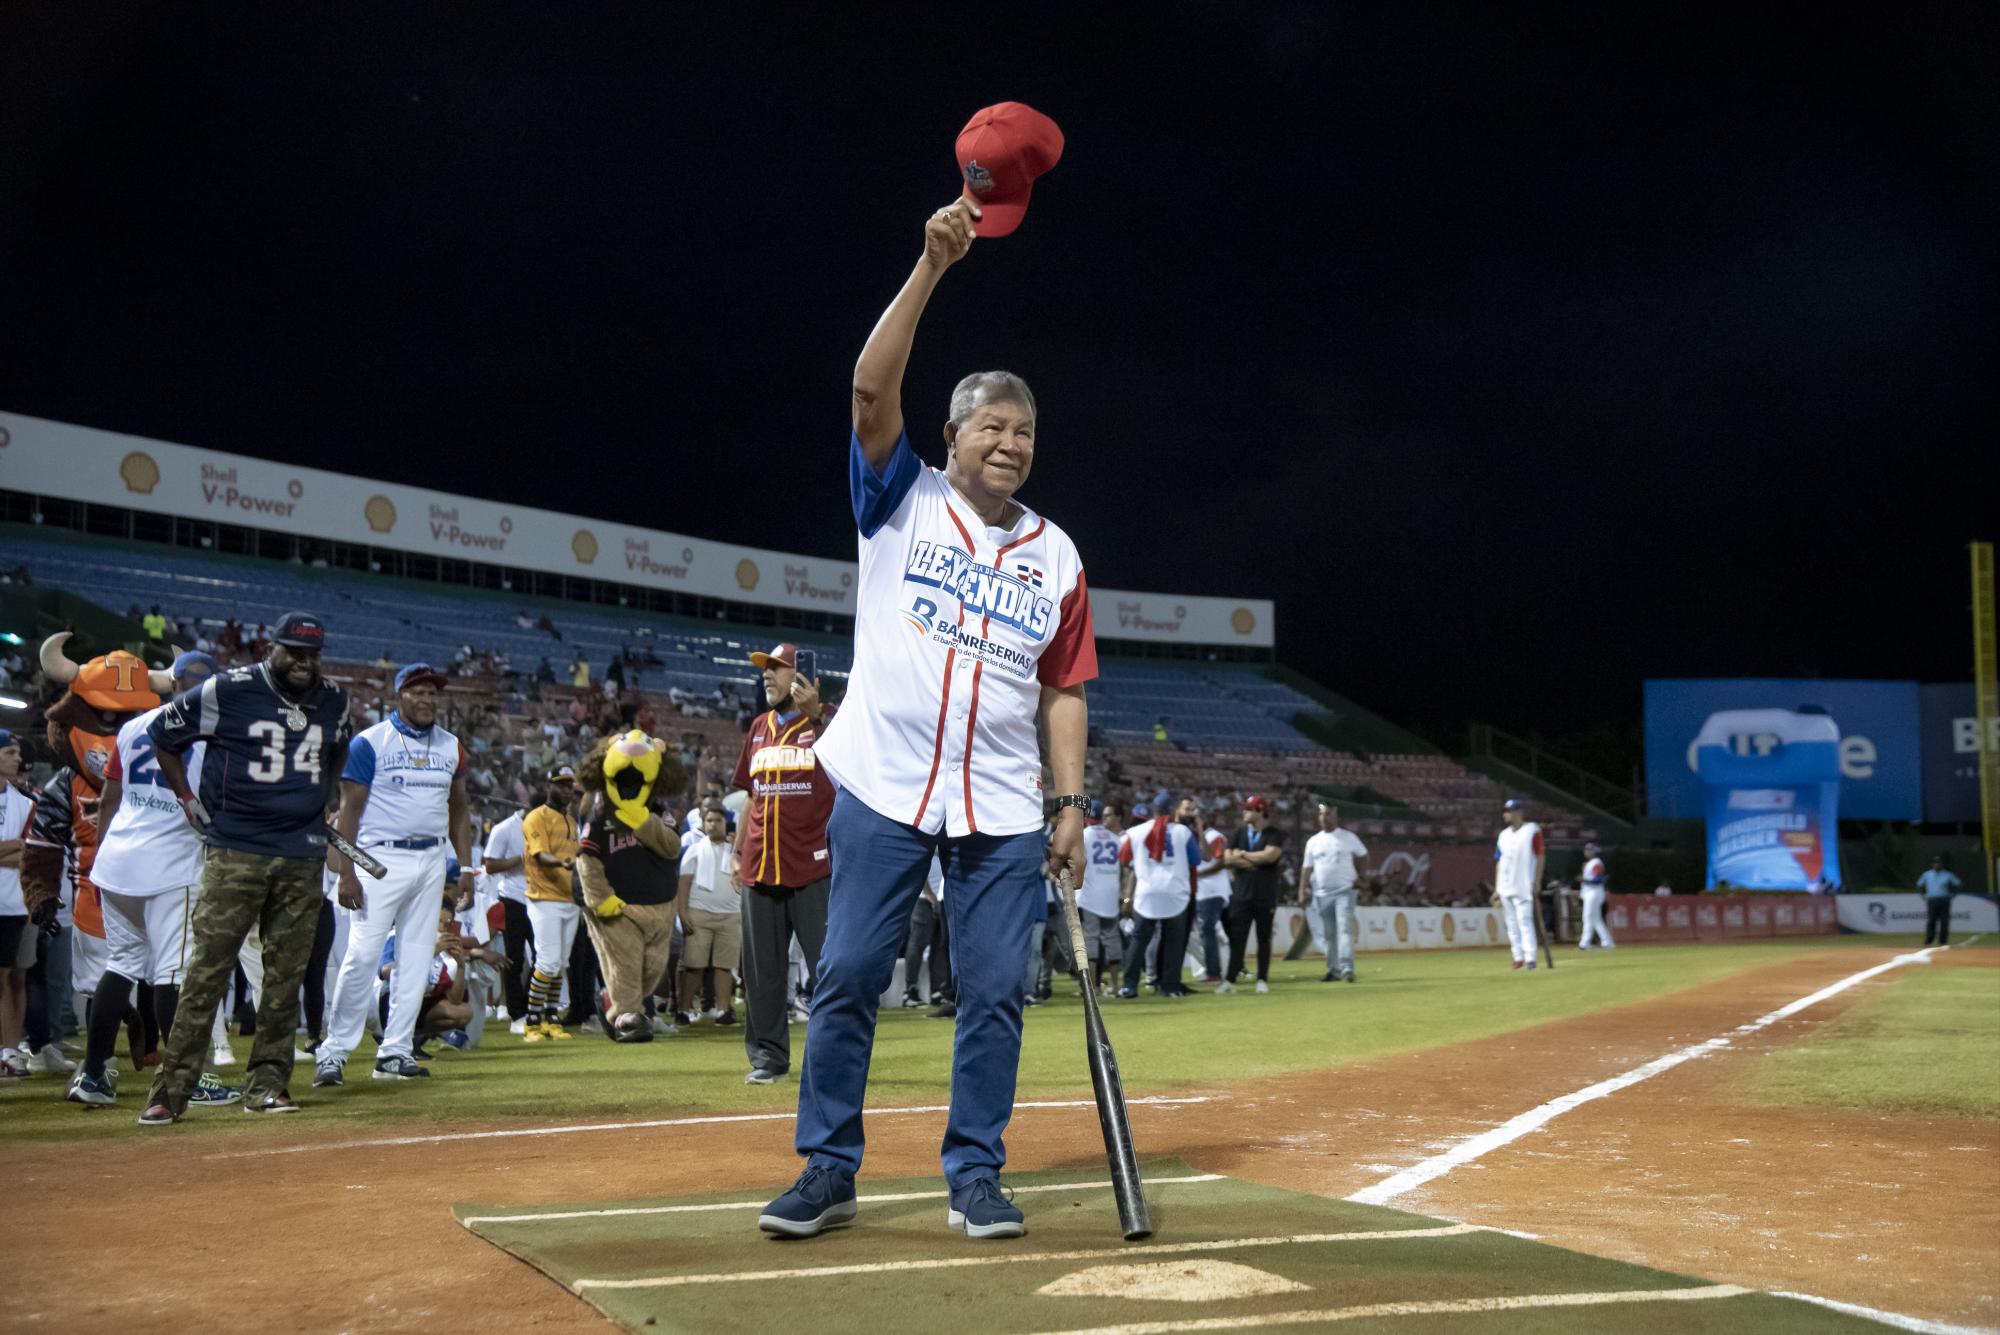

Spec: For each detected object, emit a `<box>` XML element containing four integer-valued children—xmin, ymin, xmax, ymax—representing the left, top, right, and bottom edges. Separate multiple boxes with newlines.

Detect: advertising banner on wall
<box><xmin>1695</xmin><ymin>708</ymin><xmax>1842</xmax><ymax>890</ymax></box>
<box><xmin>1920</xmin><ymin>683</ymin><xmax>1993</xmax><ymax>824</ymax></box>
<box><xmin>1644</xmin><ymin>679</ymin><xmax>1921</xmax><ymax>820</ymax></box>
<box><xmin>1273</xmin><ymin>905</ymin><xmax>1506</xmax><ymax>956</ymax></box>
<box><xmin>1836</xmin><ymin>893</ymin><xmax>1999</xmax><ymax>935</ymax></box>
<box><xmin>0</xmin><ymin>411</ymin><xmax>1275</xmax><ymax>647</ymax></box>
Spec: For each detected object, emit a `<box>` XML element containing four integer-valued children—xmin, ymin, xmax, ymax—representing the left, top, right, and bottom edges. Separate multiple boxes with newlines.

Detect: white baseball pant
<box><xmin>70</xmin><ymin>927</ymin><xmax>107</xmax><ymax>1001</ymax></box>
<box><xmin>527</xmin><ymin>897</ymin><xmax>580</xmax><ymax>976</ymax></box>
<box><xmin>1499</xmin><ymin>893</ymin><xmax>1538</xmax><ymax>964</ymax></box>
<box><xmin>1579</xmin><ymin>888</ymin><xmax>1614</xmax><ymax>947</ymax></box>
<box><xmin>101</xmin><ymin>886</ymin><xmax>195</xmax><ymax>986</ymax></box>
<box><xmin>320</xmin><ymin>844</ymin><xmax>447</xmax><ymax>1064</ymax></box>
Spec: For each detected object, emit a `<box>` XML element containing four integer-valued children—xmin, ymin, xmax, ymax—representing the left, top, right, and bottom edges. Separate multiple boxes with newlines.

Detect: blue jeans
<box><xmin>1315</xmin><ymin>890</ymin><xmax>1356</xmax><ymax>976</ymax></box>
<box><xmin>796</xmin><ymin>791</ymin><xmax>1043</xmax><ymax>1188</ymax></box>
<box><xmin>25</xmin><ymin>925</ymin><xmax>74</xmax><ymax>1049</ymax></box>
<box><xmin>1194</xmin><ymin>898</ymin><xmax>1227</xmax><ymax>978</ymax></box>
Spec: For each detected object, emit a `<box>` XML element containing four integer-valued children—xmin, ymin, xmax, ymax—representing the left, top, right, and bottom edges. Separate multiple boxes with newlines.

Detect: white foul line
<box><xmin>1347</xmin><ymin>946</ymin><xmax>1943</xmax><ymax>1205</ymax></box>
<box><xmin>461</xmin><ymin>1174</ymin><xmax>1226</xmax><ymax>1226</ymax></box>
<box><xmin>203</xmin><ymin>1094</ymin><xmax>1211</xmax><ymax>1160</ymax></box>
<box><xmin>574</xmin><ymin>1223</ymin><xmax>1489</xmax><ymax>1290</ymax></box>
<box><xmin>1019</xmin><ymin>1285</ymin><xmax>1751</xmax><ymax>1334</ymax></box>
<box><xmin>1771</xmin><ymin>1291</ymin><xmax>2000</xmax><ymax>1335</ymax></box>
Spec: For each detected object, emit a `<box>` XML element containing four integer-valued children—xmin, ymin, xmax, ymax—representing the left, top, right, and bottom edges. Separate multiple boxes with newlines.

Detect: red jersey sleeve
<box><xmin>108</xmin><ymin>742</ymin><xmax>125</xmax><ymax>782</ymax></box>
<box><xmin>454</xmin><ymin>741</ymin><xmax>469</xmax><ymax>779</ymax></box>
<box><xmin>1116</xmin><ymin>833</ymin><xmax>1133</xmax><ymax>866</ymax></box>
<box><xmin>1531</xmin><ymin>829</ymin><xmax>1545</xmax><ymax>856</ymax></box>
<box><xmin>730</xmin><ymin>720</ymin><xmax>758</xmax><ymax>793</ymax></box>
<box><xmin>1037</xmin><ymin>570</ymin><xmax>1099</xmax><ymax>688</ymax></box>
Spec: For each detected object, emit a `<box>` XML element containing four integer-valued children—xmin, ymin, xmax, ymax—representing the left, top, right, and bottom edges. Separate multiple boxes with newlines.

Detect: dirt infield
<box><xmin>16</xmin><ymin>944</ymin><xmax>1995</xmax><ymax>1332</ymax></box>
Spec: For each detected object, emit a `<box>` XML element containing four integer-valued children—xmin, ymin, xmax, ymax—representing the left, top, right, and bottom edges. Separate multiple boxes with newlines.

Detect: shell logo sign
<box><xmin>736</xmin><ymin>559</ymin><xmax>759</xmax><ymax>590</ymax></box>
<box><xmin>572</xmin><ymin>530</ymin><xmax>599</xmax><ymax>565</ymax></box>
<box><xmin>1441</xmin><ymin>913</ymin><xmax>1457</xmax><ymax>943</ymax></box>
<box><xmin>1231</xmin><ymin>607</ymin><xmax>1256</xmax><ymax>636</ymax></box>
<box><xmin>120</xmin><ymin>451</ymin><xmax>160</xmax><ymax>495</ymax></box>
<box><xmin>1393</xmin><ymin>911</ymin><xmax>1408</xmax><ymax>943</ymax></box>
<box><xmin>1485</xmin><ymin>914</ymin><xmax>1500</xmax><ymax>943</ymax></box>
<box><xmin>363</xmin><ymin>496</ymin><xmax>397</xmax><ymax>533</ymax></box>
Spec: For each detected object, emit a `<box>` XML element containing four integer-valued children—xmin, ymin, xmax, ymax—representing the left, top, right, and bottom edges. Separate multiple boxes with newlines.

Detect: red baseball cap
<box><xmin>749</xmin><ymin>642</ymin><xmax>797</xmax><ymax>670</ymax></box>
<box><xmin>956</xmin><ymin>102</ymin><xmax>1064</xmax><ymax>238</ymax></box>
<box><xmin>1242</xmin><ymin>795</ymin><xmax>1271</xmax><ymax>815</ymax></box>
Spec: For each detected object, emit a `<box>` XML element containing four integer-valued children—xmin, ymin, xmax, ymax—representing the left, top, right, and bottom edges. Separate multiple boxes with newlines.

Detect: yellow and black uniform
<box><xmin>522</xmin><ymin>804</ymin><xmax>578</xmax><ymax>901</ymax></box>
<box><xmin>521</xmin><ymin>800</ymin><xmax>580</xmax><ymax>1032</ymax></box>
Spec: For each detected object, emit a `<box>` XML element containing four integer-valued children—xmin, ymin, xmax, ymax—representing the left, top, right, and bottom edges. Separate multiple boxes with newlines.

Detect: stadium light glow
<box><xmin>0</xmin><ymin>632</ymin><xmax>23</xmax><ymax>645</ymax></box>
<box><xmin>0</xmin><ymin>693</ymin><xmax>29</xmax><ymax>711</ymax></box>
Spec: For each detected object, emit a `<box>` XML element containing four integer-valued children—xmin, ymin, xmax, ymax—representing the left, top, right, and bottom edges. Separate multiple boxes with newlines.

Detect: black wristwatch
<box><xmin>1054</xmin><ymin>793</ymin><xmax>1090</xmax><ymax>814</ymax></box>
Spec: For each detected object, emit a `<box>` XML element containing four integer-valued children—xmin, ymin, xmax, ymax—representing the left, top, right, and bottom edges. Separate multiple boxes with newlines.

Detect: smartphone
<box><xmin>794</xmin><ymin>649</ymin><xmax>817</xmax><ymax>684</ymax></box>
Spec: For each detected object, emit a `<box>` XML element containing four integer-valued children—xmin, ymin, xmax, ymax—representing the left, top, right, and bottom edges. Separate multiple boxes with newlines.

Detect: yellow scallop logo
<box><xmin>573</xmin><ymin>530</ymin><xmax>598</xmax><ymax>564</ymax></box>
<box><xmin>736</xmin><ymin>559</ymin><xmax>759</xmax><ymax>590</ymax></box>
<box><xmin>363</xmin><ymin>495</ymin><xmax>397</xmax><ymax>533</ymax></box>
<box><xmin>120</xmin><ymin>451</ymin><xmax>160</xmax><ymax>495</ymax></box>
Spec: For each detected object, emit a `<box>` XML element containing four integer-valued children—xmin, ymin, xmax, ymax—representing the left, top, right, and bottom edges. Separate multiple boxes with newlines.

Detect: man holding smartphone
<box><xmin>733</xmin><ymin>643</ymin><xmax>835</xmax><ymax>1085</ymax></box>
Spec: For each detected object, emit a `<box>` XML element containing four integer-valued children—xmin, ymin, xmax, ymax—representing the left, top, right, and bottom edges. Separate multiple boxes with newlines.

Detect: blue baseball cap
<box><xmin>1086</xmin><ymin>798</ymin><xmax>1105</xmax><ymax>821</ymax></box>
<box><xmin>1130</xmin><ymin>802</ymin><xmax>1151</xmax><ymax>819</ymax></box>
<box><xmin>273</xmin><ymin>612</ymin><xmax>326</xmax><ymax>649</ymax></box>
<box><xmin>394</xmin><ymin>662</ymin><xmax>449</xmax><ymax>693</ymax></box>
<box><xmin>172</xmin><ymin>650</ymin><xmax>218</xmax><ymax>683</ymax></box>
<box><xmin>1502</xmin><ymin>797</ymin><xmax>1527</xmax><ymax>811</ymax></box>
<box><xmin>0</xmin><ymin>728</ymin><xmax>16</xmax><ymax>750</ymax></box>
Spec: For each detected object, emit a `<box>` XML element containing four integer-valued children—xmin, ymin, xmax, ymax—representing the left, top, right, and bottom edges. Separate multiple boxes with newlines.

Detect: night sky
<box><xmin>2</xmin><ymin>4</ymin><xmax>1994</xmax><ymax>766</ymax></box>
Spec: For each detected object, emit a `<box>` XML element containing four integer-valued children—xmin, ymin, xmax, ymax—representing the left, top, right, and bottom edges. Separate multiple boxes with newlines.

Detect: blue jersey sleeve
<box><xmin>1183</xmin><ymin>829</ymin><xmax>1201</xmax><ymax>865</ymax></box>
<box><xmin>149</xmin><ymin>677</ymin><xmax>216</xmax><ymax>755</ymax></box>
<box><xmin>850</xmin><ymin>430</ymin><xmax>922</xmax><ymax>538</ymax></box>
<box><xmin>342</xmin><ymin>734</ymin><xmax>377</xmax><ymax>786</ymax></box>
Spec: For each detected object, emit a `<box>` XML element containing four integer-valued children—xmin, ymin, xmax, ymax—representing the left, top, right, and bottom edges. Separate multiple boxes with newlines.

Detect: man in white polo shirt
<box><xmin>480</xmin><ymin>806</ymin><xmax>531</xmax><ymax>1031</ymax></box>
<box><xmin>1494</xmin><ymin>798</ymin><xmax>1545</xmax><ymax>971</ymax></box>
<box><xmin>315</xmin><ymin>664</ymin><xmax>475</xmax><ymax>1085</ymax></box>
<box><xmin>1301</xmin><ymin>801</ymin><xmax>1368</xmax><ymax>984</ymax></box>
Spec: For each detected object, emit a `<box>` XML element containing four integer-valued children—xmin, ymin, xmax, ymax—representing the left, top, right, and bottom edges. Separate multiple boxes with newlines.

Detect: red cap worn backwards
<box><xmin>956</xmin><ymin>102</ymin><xmax>1064</xmax><ymax>238</ymax></box>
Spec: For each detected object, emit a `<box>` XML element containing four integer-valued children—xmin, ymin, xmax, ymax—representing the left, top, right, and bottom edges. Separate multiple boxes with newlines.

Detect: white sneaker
<box><xmin>1212</xmin><ymin>981</ymin><xmax>1234</xmax><ymax>994</ymax></box>
<box><xmin>508</xmin><ymin>1018</ymin><xmax>528</xmax><ymax>1036</ymax></box>
<box><xmin>494</xmin><ymin>1005</ymin><xmax>512</xmax><ymax>1022</ymax></box>
<box><xmin>27</xmin><ymin>1044</ymin><xmax>77</xmax><ymax>1073</ymax></box>
<box><xmin>211</xmin><ymin>1044</ymin><xmax>237</xmax><ymax>1067</ymax></box>
<box><xmin>0</xmin><ymin>1049</ymin><xmax>27</xmax><ymax>1079</ymax></box>
<box><xmin>1254</xmin><ymin>980</ymin><xmax>1270</xmax><ymax>994</ymax></box>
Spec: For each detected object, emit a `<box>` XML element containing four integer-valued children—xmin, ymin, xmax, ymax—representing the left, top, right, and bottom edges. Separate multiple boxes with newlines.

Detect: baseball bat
<box><xmin>1056</xmin><ymin>869</ymin><xmax>1153</xmax><ymax>1241</ymax></box>
<box><xmin>324</xmin><ymin>823</ymin><xmax>388</xmax><ymax>879</ymax></box>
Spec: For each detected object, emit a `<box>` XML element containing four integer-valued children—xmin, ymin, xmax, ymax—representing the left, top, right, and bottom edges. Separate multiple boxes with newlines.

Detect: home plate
<box><xmin>1037</xmin><ymin>1260</ymin><xmax>1309</xmax><ymax>1302</ymax></box>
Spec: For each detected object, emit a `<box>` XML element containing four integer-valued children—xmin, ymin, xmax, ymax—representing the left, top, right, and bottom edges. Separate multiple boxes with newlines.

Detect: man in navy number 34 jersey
<box><xmin>137</xmin><ymin>612</ymin><xmax>352</xmax><ymax>1123</ymax></box>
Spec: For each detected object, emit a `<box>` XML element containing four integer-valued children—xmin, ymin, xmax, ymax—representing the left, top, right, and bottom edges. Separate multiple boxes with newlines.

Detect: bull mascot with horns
<box><xmin>20</xmin><ymin>634</ymin><xmax>175</xmax><ymax>1073</ymax></box>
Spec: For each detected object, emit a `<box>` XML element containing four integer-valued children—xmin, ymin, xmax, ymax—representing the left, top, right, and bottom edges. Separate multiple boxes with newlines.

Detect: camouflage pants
<box><xmin>147</xmin><ymin>848</ymin><xmax>324</xmax><ymax>1113</ymax></box>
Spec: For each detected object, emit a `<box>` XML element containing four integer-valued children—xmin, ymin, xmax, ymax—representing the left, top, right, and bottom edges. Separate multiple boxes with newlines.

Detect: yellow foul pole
<box><xmin>1973</xmin><ymin>542</ymin><xmax>1999</xmax><ymax>894</ymax></box>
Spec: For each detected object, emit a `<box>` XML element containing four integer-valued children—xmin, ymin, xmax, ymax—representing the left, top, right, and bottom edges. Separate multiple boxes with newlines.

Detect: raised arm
<box><xmin>852</xmin><ymin>198</ymin><xmax>981</xmax><ymax>460</ymax></box>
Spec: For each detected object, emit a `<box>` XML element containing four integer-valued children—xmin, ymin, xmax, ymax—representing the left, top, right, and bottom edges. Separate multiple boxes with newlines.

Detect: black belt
<box><xmin>374</xmin><ymin>837</ymin><xmax>442</xmax><ymax>850</ymax></box>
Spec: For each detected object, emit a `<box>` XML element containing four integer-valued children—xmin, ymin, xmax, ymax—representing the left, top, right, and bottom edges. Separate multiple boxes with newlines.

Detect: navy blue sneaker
<box><xmin>758</xmin><ymin>1165</ymin><xmax>858</xmax><ymax>1238</ymax></box>
<box><xmin>948</xmin><ymin>1178</ymin><xmax>1025</xmax><ymax>1239</ymax></box>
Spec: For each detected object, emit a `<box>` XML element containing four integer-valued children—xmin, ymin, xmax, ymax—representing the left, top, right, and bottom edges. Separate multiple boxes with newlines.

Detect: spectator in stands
<box><xmin>1152</xmin><ymin>718</ymin><xmax>1168</xmax><ymax>743</ymax></box>
<box><xmin>570</xmin><ymin>651</ymin><xmax>590</xmax><ymax>688</ymax></box>
<box><xmin>1219</xmin><ymin>795</ymin><xmax>1286</xmax><ymax>994</ymax></box>
<box><xmin>142</xmin><ymin>606</ymin><xmax>168</xmax><ymax>643</ymax></box>
<box><xmin>1654</xmin><ymin>880</ymin><xmax>1673</xmax><ymax>896</ymax></box>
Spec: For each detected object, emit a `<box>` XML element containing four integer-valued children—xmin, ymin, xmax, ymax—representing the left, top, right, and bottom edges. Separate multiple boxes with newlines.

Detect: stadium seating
<box><xmin>0</xmin><ymin>525</ymin><xmax>1592</xmax><ymax>838</ymax></box>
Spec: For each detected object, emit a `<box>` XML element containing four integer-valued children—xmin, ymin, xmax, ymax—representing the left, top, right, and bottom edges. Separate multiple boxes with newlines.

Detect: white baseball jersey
<box><xmin>483</xmin><ymin>810</ymin><xmax>528</xmax><ymax>904</ymax></box>
<box><xmin>341</xmin><ymin>714</ymin><xmax>465</xmax><ymax>844</ymax></box>
<box><xmin>0</xmin><ymin>781</ymin><xmax>34</xmax><ymax>915</ymax></box>
<box><xmin>1494</xmin><ymin>821</ymin><xmax>1545</xmax><ymax>900</ymax></box>
<box><xmin>815</xmin><ymin>433</ymin><xmax>1097</xmax><ymax>838</ymax></box>
<box><xmin>1079</xmin><ymin>822</ymin><xmax>1124</xmax><ymax>918</ymax></box>
<box><xmin>1302</xmin><ymin>826</ymin><xmax>1369</xmax><ymax>899</ymax></box>
<box><xmin>92</xmin><ymin>706</ymin><xmax>207</xmax><ymax>897</ymax></box>
<box><xmin>1118</xmin><ymin>817</ymin><xmax>1200</xmax><ymax>919</ymax></box>
<box><xmin>1580</xmin><ymin>855</ymin><xmax>1607</xmax><ymax>890</ymax></box>
<box><xmin>1194</xmin><ymin>826</ymin><xmax>1231</xmax><ymax>902</ymax></box>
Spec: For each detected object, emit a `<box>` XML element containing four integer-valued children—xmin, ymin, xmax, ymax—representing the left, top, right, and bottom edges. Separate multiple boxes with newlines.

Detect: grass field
<box><xmin>456</xmin><ymin>1160</ymin><xmax>1907</xmax><ymax>1334</ymax></box>
<box><xmin>1738</xmin><ymin>956</ymin><xmax>2000</xmax><ymax>1118</ymax></box>
<box><xmin>0</xmin><ymin>937</ymin><xmax>1954</xmax><ymax>1146</ymax></box>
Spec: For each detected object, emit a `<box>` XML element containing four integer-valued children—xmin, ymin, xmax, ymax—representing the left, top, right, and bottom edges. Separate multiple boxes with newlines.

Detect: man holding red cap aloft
<box><xmin>759</xmin><ymin>103</ymin><xmax>1094</xmax><ymax>1243</ymax></box>
<box><xmin>733</xmin><ymin>642</ymin><xmax>835</xmax><ymax>1086</ymax></box>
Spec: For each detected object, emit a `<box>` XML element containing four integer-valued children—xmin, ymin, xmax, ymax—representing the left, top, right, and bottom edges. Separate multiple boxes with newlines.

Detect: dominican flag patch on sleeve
<box><xmin>1012</xmin><ymin>562</ymin><xmax>1044</xmax><ymax>589</ymax></box>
